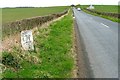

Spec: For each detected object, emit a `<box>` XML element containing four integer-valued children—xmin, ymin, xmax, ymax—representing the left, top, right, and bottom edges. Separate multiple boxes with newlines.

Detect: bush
<box><xmin>2</xmin><ymin>52</ymin><xmax>20</xmax><ymax>69</ymax></box>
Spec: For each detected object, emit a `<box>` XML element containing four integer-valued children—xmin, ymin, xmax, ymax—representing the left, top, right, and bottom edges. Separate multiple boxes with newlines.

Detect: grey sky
<box><xmin>0</xmin><ymin>0</ymin><xmax>119</xmax><ymax>8</ymax></box>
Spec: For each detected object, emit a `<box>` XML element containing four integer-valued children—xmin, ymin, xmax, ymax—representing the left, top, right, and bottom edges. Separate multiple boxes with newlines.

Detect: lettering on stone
<box><xmin>21</xmin><ymin>30</ymin><xmax>34</xmax><ymax>50</ymax></box>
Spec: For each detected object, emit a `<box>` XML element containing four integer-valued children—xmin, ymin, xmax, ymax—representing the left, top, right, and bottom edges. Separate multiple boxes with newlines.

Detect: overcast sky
<box><xmin>0</xmin><ymin>0</ymin><xmax>119</xmax><ymax>8</ymax></box>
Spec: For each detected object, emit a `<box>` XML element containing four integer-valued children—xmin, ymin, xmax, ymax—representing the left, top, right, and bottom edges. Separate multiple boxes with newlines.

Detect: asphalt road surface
<box><xmin>73</xmin><ymin>8</ymin><xmax>118</xmax><ymax>78</ymax></box>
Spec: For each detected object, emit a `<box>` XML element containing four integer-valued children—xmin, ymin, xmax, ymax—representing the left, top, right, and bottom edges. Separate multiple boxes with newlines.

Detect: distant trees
<box><xmin>71</xmin><ymin>4</ymin><xmax>81</xmax><ymax>8</ymax></box>
<box><xmin>71</xmin><ymin>4</ymin><xmax>75</xmax><ymax>7</ymax></box>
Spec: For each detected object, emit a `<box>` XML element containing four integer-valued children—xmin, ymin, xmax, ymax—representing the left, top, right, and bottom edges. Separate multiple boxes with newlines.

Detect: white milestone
<box><xmin>21</xmin><ymin>30</ymin><xmax>34</xmax><ymax>50</ymax></box>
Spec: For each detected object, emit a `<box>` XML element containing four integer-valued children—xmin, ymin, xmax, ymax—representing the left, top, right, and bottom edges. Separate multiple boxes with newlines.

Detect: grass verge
<box><xmin>82</xmin><ymin>9</ymin><xmax>120</xmax><ymax>23</ymax></box>
<box><xmin>2</xmin><ymin>10</ymin><xmax>75</xmax><ymax>78</ymax></box>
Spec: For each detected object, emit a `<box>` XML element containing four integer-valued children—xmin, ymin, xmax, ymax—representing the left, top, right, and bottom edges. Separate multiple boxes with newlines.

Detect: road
<box><xmin>73</xmin><ymin>8</ymin><xmax>118</xmax><ymax>78</ymax></box>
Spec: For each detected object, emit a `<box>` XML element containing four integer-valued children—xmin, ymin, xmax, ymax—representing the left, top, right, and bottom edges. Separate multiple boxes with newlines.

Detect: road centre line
<box><xmin>101</xmin><ymin>23</ymin><xmax>110</xmax><ymax>28</ymax></box>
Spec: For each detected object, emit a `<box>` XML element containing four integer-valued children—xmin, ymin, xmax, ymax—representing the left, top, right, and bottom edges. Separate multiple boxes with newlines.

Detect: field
<box><xmin>2</xmin><ymin>6</ymin><xmax>68</xmax><ymax>24</ymax></box>
<box><xmin>2</xmin><ymin>7</ymin><xmax>68</xmax><ymax>37</ymax></box>
<box><xmin>91</xmin><ymin>5</ymin><xmax>118</xmax><ymax>13</ymax></box>
<box><xmin>80</xmin><ymin>5</ymin><xmax>118</xmax><ymax>13</ymax></box>
<box><xmin>2</xmin><ymin>11</ymin><xmax>75</xmax><ymax>78</ymax></box>
<box><xmin>80</xmin><ymin>5</ymin><xmax>119</xmax><ymax>22</ymax></box>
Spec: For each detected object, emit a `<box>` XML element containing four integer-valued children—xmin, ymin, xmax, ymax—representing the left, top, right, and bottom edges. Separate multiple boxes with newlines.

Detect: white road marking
<box><xmin>101</xmin><ymin>23</ymin><xmax>110</xmax><ymax>28</ymax></box>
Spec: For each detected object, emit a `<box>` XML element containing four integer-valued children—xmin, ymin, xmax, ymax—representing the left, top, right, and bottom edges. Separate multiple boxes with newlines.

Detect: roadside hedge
<box><xmin>85</xmin><ymin>9</ymin><xmax>120</xmax><ymax>18</ymax></box>
<box><xmin>2</xmin><ymin>10</ymin><xmax>68</xmax><ymax>37</ymax></box>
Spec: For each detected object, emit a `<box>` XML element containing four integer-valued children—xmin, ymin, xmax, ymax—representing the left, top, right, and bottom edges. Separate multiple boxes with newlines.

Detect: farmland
<box><xmin>80</xmin><ymin>5</ymin><xmax>119</xmax><ymax>22</ymax></box>
<box><xmin>2</xmin><ymin>7</ymin><xmax>68</xmax><ymax>37</ymax></box>
<box><xmin>80</xmin><ymin>5</ymin><xmax>118</xmax><ymax>13</ymax></box>
<box><xmin>2</xmin><ymin>6</ymin><xmax>69</xmax><ymax>24</ymax></box>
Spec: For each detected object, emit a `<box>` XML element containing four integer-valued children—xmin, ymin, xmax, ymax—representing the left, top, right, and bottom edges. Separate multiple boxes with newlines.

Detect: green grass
<box><xmin>92</xmin><ymin>5</ymin><xmax>118</xmax><ymax>13</ymax></box>
<box><xmin>82</xmin><ymin>9</ymin><xmax>119</xmax><ymax>22</ymax></box>
<box><xmin>2</xmin><ymin>6</ymin><xmax>69</xmax><ymax>24</ymax></box>
<box><xmin>79</xmin><ymin>5</ymin><xmax>119</xmax><ymax>22</ymax></box>
<box><xmin>80</xmin><ymin>5</ymin><xmax>118</xmax><ymax>13</ymax></box>
<box><xmin>2</xmin><ymin>11</ymin><xmax>74</xmax><ymax>78</ymax></box>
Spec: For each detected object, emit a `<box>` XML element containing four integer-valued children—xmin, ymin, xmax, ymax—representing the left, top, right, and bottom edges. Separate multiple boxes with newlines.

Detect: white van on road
<box><xmin>77</xmin><ymin>8</ymin><xmax>81</xmax><ymax>11</ymax></box>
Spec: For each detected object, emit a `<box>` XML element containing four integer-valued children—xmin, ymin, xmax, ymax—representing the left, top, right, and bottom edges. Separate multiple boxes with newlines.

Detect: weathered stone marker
<box><xmin>21</xmin><ymin>30</ymin><xmax>34</xmax><ymax>50</ymax></box>
<box><xmin>87</xmin><ymin>5</ymin><xmax>95</xmax><ymax>9</ymax></box>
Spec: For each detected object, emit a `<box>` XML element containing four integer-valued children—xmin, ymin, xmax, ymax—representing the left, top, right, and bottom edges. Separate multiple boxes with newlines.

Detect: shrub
<box><xmin>2</xmin><ymin>52</ymin><xmax>20</xmax><ymax>69</ymax></box>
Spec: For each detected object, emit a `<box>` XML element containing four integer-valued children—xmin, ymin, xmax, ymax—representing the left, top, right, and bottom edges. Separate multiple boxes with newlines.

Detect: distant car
<box><xmin>77</xmin><ymin>8</ymin><xmax>81</xmax><ymax>11</ymax></box>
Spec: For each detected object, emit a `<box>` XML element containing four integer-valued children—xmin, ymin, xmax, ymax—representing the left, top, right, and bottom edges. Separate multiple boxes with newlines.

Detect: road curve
<box><xmin>73</xmin><ymin>8</ymin><xmax>118</xmax><ymax>78</ymax></box>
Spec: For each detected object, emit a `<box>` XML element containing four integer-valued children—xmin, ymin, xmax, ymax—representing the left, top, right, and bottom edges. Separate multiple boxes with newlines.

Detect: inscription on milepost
<box><xmin>21</xmin><ymin>30</ymin><xmax>34</xmax><ymax>50</ymax></box>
